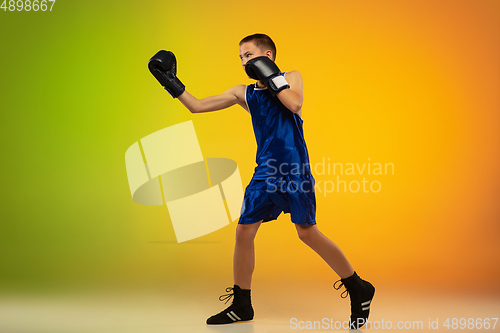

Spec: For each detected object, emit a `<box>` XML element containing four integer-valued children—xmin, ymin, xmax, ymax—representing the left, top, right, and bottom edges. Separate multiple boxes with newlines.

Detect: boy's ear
<box><xmin>265</xmin><ymin>50</ymin><xmax>274</xmax><ymax>60</ymax></box>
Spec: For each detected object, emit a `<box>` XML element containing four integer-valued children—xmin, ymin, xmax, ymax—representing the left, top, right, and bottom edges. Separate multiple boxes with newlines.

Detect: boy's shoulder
<box><xmin>284</xmin><ymin>70</ymin><xmax>302</xmax><ymax>79</ymax></box>
<box><xmin>226</xmin><ymin>84</ymin><xmax>247</xmax><ymax>94</ymax></box>
<box><xmin>284</xmin><ymin>70</ymin><xmax>303</xmax><ymax>92</ymax></box>
<box><xmin>225</xmin><ymin>84</ymin><xmax>249</xmax><ymax>112</ymax></box>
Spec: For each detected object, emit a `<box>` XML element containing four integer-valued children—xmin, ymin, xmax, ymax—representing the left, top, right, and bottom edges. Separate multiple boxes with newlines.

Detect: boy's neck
<box><xmin>256</xmin><ymin>80</ymin><xmax>266</xmax><ymax>89</ymax></box>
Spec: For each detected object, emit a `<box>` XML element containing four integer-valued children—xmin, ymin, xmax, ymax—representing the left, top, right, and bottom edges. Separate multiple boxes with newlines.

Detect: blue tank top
<box><xmin>245</xmin><ymin>80</ymin><xmax>312</xmax><ymax>180</ymax></box>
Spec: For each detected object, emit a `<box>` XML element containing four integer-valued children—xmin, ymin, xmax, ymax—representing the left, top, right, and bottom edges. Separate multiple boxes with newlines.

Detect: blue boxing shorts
<box><xmin>238</xmin><ymin>174</ymin><xmax>316</xmax><ymax>225</ymax></box>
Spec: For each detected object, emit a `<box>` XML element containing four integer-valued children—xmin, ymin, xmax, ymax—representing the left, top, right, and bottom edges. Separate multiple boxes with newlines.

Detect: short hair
<box><xmin>239</xmin><ymin>33</ymin><xmax>277</xmax><ymax>60</ymax></box>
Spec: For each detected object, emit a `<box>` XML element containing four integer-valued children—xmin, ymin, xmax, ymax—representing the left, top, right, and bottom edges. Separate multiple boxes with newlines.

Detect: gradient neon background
<box><xmin>1</xmin><ymin>0</ymin><xmax>499</xmax><ymax>324</ymax></box>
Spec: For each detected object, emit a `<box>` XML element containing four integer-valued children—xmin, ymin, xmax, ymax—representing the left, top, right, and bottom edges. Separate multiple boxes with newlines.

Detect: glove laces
<box><xmin>218</xmin><ymin>287</ymin><xmax>235</xmax><ymax>304</ymax></box>
<box><xmin>333</xmin><ymin>279</ymin><xmax>349</xmax><ymax>299</ymax></box>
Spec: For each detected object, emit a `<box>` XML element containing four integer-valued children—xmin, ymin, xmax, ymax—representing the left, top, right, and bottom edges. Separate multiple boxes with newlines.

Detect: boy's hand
<box><xmin>148</xmin><ymin>50</ymin><xmax>185</xmax><ymax>98</ymax></box>
<box><xmin>245</xmin><ymin>56</ymin><xmax>290</xmax><ymax>96</ymax></box>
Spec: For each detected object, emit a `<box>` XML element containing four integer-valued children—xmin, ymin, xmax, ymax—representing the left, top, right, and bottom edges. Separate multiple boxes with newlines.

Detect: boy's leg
<box><xmin>295</xmin><ymin>224</ymin><xmax>354</xmax><ymax>278</ymax></box>
<box><xmin>206</xmin><ymin>220</ymin><xmax>262</xmax><ymax>325</ymax></box>
<box><xmin>295</xmin><ymin>224</ymin><xmax>375</xmax><ymax>329</ymax></box>
<box><xmin>234</xmin><ymin>220</ymin><xmax>263</xmax><ymax>289</ymax></box>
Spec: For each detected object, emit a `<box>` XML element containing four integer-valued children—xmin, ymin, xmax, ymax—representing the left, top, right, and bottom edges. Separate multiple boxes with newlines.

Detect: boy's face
<box><xmin>239</xmin><ymin>41</ymin><xmax>273</xmax><ymax>70</ymax></box>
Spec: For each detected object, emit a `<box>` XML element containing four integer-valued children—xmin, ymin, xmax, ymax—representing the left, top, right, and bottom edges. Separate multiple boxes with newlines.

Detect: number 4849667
<box><xmin>1</xmin><ymin>0</ymin><xmax>56</xmax><ymax>11</ymax></box>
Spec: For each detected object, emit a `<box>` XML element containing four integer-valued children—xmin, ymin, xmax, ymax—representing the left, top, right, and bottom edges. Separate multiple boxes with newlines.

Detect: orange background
<box><xmin>0</xmin><ymin>0</ymin><xmax>498</xmax><ymax>297</ymax></box>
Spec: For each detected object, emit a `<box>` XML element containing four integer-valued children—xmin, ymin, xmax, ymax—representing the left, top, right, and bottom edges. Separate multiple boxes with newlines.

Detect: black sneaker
<box><xmin>334</xmin><ymin>271</ymin><xmax>375</xmax><ymax>329</ymax></box>
<box><xmin>206</xmin><ymin>285</ymin><xmax>254</xmax><ymax>325</ymax></box>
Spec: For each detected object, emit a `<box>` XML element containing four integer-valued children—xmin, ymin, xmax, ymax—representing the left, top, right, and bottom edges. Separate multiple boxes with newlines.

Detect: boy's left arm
<box><xmin>244</xmin><ymin>57</ymin><xmax>303</xmax><ymax>114</ymax></box>
<box><xmin>276</xmin><ymin>70</ymin><xmax>303</xmax><ymax>114</ymax></box>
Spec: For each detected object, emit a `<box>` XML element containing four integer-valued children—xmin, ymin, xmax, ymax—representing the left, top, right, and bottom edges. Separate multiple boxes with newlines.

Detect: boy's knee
<box><xmin>235</xmin><ymin>227</ymin><xmax>250</xmax><ymax>242</ymax></box>
<box><xmin>296</xmin><ymin>225</ymin><xmax>315</xmax><ymax>244</ymax></box>
<box><xmin>235</xmin><ymin>221</ymin><xmax>261</xmax><ymax>242</ymax></box>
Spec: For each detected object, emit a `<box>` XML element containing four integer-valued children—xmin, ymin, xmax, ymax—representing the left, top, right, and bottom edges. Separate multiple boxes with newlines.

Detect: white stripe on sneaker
<box><xmin>361</xmin><ymin>300</ymin><xmax>371</xmax><ymax>306</ymax></box>
<box><xmin>226</xmin><ymin>312</ymin><xmax>237</xmax><ymax>321</ymax></box>
<box><xmin>230</xmin><ymin>311</ymin><xmax>241</xmax><ymax>321</ymax></box>
<box><xmin>362</xmin><ymin>300</ymin><xmax>371</xmax><ymax>311</ymax></box>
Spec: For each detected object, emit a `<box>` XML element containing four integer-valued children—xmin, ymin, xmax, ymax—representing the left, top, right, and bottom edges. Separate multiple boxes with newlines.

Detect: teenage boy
<box><xmin>148</xmin><ymin>33</ymin><xmax>375</xmax><ymax>330</ymax></box>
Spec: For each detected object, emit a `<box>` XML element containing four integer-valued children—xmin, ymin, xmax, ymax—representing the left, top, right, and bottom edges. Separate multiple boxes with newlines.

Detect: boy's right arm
<box><xmin>178</xmin><ymin>85</ymin><xmax>248</xmax><ymax>113</ymax></box>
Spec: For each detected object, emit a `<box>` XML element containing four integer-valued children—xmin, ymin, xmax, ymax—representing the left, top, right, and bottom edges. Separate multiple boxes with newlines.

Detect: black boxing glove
<box><xmin>245</xmin><ymin>56</ymin><xmax>290</xmax><ymax>96</ymax></box>
<box><xmin>148</xmin><ymin>50</ymin><xmax>185</xmax><ymax>98</ymax></box>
